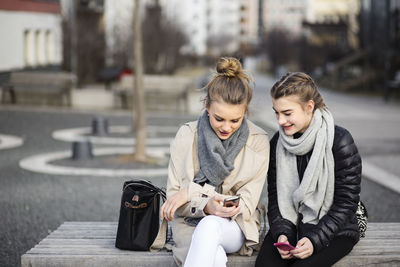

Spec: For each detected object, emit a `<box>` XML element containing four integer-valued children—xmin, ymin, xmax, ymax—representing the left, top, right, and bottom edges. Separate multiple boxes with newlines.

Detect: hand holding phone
<box><xmin>223</xmin><ymin>195</ymin><xmax>240</xmax><ymax>207</ymax></box>
<box><xmin>274</xmin><ymin>242</ymin><xmax>296</xmax><ymax>251</ymax></box>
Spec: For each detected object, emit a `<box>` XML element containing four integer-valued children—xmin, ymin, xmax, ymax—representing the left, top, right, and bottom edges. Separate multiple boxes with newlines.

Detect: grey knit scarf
<box><xmin>276</xmin><ymin>108</ymin><xmax>335</xmax><ymax>225</ymax></box>
<box><xmin>193</xmin><ymin>110</ymin><xmax>249</xmax><ymax>191</ymax></box>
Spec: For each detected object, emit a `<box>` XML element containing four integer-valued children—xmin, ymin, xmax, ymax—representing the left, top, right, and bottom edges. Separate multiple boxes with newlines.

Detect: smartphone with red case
<box><xmin>273</xmin><ymin>242</ymin><xmax>296</xmax><ymax>251</ymax></box>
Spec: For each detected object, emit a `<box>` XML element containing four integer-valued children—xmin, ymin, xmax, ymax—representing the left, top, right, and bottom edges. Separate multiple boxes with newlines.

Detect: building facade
<box><xmin>0</xmin><ymin>0</ymin><xmax>62</xmax><ymax>72</ymax></box>
<box><xmin>262</xmin><ymin>0</ymin><xmax>307</xmax><ymax>36</ymax></box>
<box><xmin>163</xmin><ymin>0</ymin><xmax>259</xmax><ymax>56</ymax></box>
<box><xmin>262</xmin><ymin>0</ymin><xmax>360</xmax><ymax>49</ymax></box>
<box><xmin>101</xmin><ymin>0</ymin><xmax>261</xmax><ymax>58</ymax></box>
<box><xmin>304</xmin><ymin>0</ymin><xmax>360</xmax><ymax>49</ymax></box>
<box><xmin>239</xmin><ymin>0</ymin><xmax>260</xmax><ymax>49</ymax></box>
<box><xmin>162</xmin><ymin>0</ymin><xmax>208</xmax><ymax>55</ymax></box>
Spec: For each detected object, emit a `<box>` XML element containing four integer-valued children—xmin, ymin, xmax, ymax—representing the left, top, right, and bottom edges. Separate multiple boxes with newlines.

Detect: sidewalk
<box><xmin>249</xmin><ymin>72</ymin><xmax>400</xmax><ymax>194</ymax></box>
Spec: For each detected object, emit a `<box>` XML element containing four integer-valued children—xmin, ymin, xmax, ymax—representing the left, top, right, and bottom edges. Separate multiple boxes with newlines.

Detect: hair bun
<box><xmin>216</xmin><ymin>57</ymin><xmax>242</xmax><ymax>78</ymax></box>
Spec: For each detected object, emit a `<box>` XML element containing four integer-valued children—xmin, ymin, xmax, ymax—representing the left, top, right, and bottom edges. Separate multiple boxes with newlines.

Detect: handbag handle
<box><xmin>123</xmin><ymin>179</ymin><xmax>166</xmax><ymax>201</ymax></box>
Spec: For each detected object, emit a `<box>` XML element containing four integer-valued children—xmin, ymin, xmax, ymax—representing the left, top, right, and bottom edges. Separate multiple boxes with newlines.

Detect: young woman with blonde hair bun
<box><xmin>160</xmin><ymin>57</ymin><xmax>270</xmax><ymax>267</ymax></box>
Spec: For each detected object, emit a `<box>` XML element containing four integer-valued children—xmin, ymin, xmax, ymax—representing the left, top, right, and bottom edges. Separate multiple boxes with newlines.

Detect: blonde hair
<box><xmin>204</xmin><ymin>57</ymin><xmax>253</xmax><ymax>111</ymax></box>
<box><xmin>270</xmin><ymin>72</ymin><xmax>326</xmax><ymax>110</ymax></box>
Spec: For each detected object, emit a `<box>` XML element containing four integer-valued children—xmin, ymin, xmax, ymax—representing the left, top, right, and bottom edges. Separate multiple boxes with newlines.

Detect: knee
<box><xmin>192</xmin><ymin>215</ymin><xmax>222</xmax><ymax>240</ymax></box>
<box><xmin>196</xmin><ymin>215</ymin><xmax>222</xmax><ymax>233</ymax></box>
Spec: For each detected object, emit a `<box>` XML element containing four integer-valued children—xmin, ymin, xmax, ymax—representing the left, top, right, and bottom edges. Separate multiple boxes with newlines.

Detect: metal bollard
<box><xmin>92</xmin><ymin>116</ymin><xmax>108</xmax><ymax>136</ymax></box>
<box><xmin>71</xmin><ymin>140</ymin><xmax>93</xmax><ymax>160</ymax></box>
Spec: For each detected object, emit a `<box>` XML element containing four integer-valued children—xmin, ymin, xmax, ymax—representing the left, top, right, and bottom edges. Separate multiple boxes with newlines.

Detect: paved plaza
<box><xmin>1</xmin><ymin>72</ymin><xmax>400</xmax><ymax>266</ymax></box>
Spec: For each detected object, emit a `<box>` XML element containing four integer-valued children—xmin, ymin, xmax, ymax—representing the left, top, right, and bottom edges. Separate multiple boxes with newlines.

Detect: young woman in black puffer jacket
<box><xmin>256</xmin><ymin>72</ymin><xmax>361</xmax><ymax>267</ymax></box>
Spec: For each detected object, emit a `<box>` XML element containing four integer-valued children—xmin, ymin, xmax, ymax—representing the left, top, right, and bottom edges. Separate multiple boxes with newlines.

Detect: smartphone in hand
<box><xmin>273</xmin><ymin>242</ymin><xmax>296</xmax><ymax>251</ymax></box>
<box><xmin>223</xmin><ymin>195</ymin><xmax>240</xmax><ymax>207</ymax></box>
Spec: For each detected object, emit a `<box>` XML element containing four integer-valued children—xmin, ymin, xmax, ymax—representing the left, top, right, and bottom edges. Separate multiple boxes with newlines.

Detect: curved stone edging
<box><xmin>0</xmin><ymin>134</ymin><xmax>24</xmax><ymax>150</ymax></box>
<box><xmin>52</xmin><ymin>125</ymin><xmax>175</xmax><ymax>145</ymax></box>
<box><xmin>19</xmin><ymin>147</ymin><xmax>169</xmax><ymax>177</ymax></box>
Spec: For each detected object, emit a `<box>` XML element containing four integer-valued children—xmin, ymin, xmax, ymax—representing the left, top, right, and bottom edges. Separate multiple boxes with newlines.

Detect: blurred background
<box><xmin>1</xmin><ymin>0</ymin><xmax>400</xmax><ymax>266</ymax></box>
<box><xmin>0</xmin><ymin>0</ymin><xmax>399</xmax><ymax>100</ymax></box>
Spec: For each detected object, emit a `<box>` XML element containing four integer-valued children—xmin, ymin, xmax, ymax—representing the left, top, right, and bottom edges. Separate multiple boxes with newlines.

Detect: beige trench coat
<box><xmin>167</xmin><ymin>120</ymin><xmax>270</xmax><ymax>266</ymax></box>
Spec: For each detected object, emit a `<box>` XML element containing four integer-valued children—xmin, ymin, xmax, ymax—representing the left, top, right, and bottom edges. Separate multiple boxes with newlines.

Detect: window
<box><xmin>46</xmin><ymin>30</ymin><xmax>55</xmax><ymax>64</ymax></box>
<box><xmin>24</xmin><ymin>30</ymin><xmax>35</xmax><ymax>66</ymax></box>
<box><xmin>36</xmin><ymin>30</ymin><xmax>46</xmax><ymax>65</ymax></box>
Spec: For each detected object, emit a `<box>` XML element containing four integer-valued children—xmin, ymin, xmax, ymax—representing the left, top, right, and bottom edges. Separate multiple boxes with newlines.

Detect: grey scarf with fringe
<box><xmin>276</xmin><ymin>108</ymin><xmax>335</xmax><ymax>225</ymax></box>
<box><xmin>193</xmin><ymin>110</ymin><xmax>249</xmax><ymax>191</ymax></box>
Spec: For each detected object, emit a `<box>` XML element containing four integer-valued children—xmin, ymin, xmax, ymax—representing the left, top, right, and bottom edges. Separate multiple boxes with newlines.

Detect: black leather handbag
<box><xmin>115</xmin><ymin>179</ymin><xmax>166</xmax><ymax>251</ymax></box>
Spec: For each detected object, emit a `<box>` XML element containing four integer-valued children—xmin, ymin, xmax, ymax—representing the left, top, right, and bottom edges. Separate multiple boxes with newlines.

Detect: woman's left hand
<box><xmin>290</xmin><ymin>237</ymin><xmax>314</xmax><ymax>259</ymax></box>
<box><xmin>160</xmin><ymin>188</ymin><xmax>188</xmax><ymax>221</ymax></box>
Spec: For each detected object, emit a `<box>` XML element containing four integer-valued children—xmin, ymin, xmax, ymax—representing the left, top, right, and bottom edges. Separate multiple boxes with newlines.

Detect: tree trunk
<box><xmin>133</xmin><ymin>0</ymin><xmax>147</xmax><ymax>162</ymax></box>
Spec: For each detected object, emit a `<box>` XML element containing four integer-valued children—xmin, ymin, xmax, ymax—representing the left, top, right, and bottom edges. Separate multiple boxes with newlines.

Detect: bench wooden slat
<box><xmin>21</xmin><ymin>222</ymin><xmax>400</xmax><ymax>267</ymax></box>
<box><xmin>22</xmin><ymin>254</ymin><xmax>178</xmax><ymax>267</ymax></box>
<box><xmin>39</xmin><ymin>239</ymin><xmax>115</xmax><ymax>245</ymax></box>
<box><xmin>48</xmin><ymin>228</ymin><xmax>115</xmax><ymax>233</ymax></box>
<box><xmin>59</xmin><ymin>221</ymin><xmax>400</xmax><ymax>227</ymax></box>
<box><xmin>35</xmin><ymin>238</ymin><xmax>400</xmax><ymax>249</ymax></box>
<box><xmin>44</xmin><ymin>236</ymin><xmax>115</xmax><ymax>240</ymax></box>
<box><xmin>28</xmin><ymin>248</ymin><xmax>166</xmax><ymax>255</ymax></box>
<box><xmin>26</xmin><ymin>247</ymin><xmax>400</xmax><ymax>256</ymax></box>
<box><xmin>362</xmin><ymin>225</ymin><xmax>398</xmax><ymax>230</ymax></box>
<box><xmin>46</xmin><ymin>224</ymin><xmax>400</xmax><ymax>239</ymax></box>
<box><xmin>62</xmin><ymin>221</ymin><xmax>118</xmax><ymax>225</ymax></box>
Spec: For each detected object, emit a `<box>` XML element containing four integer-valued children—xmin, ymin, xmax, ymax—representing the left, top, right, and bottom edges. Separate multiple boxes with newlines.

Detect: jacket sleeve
<box><xmin>267</xmin><ymin>133</ymin><xmax>297</xmax><ymax>244</ymax></box>
<box><xmin>166</xmin><ymin>124</ymin><xmax>216</xmax><ymax>218</ymax></box>
<box><xmin>303</xmin><ymin>127</ymin><xmax>361</xmax><ymax>253</ymax></box>
<box><xmin>231</xmin><ymin>132</ymin><xmax>270</xmax><ymax>222</ymax></box>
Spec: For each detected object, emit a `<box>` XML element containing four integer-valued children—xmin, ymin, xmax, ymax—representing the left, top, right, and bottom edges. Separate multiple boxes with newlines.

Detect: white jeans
<box><xmin>183</xmin><ymin>215</ymin><xmax>245</xmax><ymax>267</ymax></box>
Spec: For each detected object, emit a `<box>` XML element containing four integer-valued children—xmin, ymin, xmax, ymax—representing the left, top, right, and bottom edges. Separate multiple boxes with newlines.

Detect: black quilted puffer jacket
<box><xmin>267</xmin><ymin>125</ymin><xmax>361</xmax><ymax>253</ymax></box>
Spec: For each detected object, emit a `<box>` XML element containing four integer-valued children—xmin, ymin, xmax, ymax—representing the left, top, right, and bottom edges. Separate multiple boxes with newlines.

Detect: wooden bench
<box><xmin>21</xmin><ymin>222</ymin><xmax>400</xmax><ymax>267</ymax></box>
<box><xmin>113</xmin><ymin>75</ymin><xmax>195</xmax><ymax>112</ymax></box>
<box><xmin>2</xmin><ymin>71</ymin><xmax>76</xmax><ymax>106</ymax></box>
